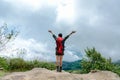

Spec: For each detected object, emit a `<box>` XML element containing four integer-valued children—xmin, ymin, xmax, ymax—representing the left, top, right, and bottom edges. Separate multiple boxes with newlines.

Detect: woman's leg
<box><xmin>56</xmin><ymin>55</ymin><xmax>60</xmax><ymax>72</ymax></box>
<box><xmin>59</xmin><ymin>55</ymin><xmax>63</xmax><ymax>72</ymax></box>
<box><xmin>56</xmin><ymin>55</ymin><xmax>59</xmax><ymax>66</ymax></box>
<box><xmin>60</xmin><ymin>55</ymin><xmax>63</xmax><ymax>66</ymax></box>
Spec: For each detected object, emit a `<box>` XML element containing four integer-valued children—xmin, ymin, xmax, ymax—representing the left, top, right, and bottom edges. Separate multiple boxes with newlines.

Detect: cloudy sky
<box><xmin>0</xmin><ymin>0</ymin><xmax>120</xmax><ymax>62</ymax></box>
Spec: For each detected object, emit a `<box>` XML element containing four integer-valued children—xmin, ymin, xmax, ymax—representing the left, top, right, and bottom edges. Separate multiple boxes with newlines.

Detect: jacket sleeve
<box><xmin>53</xmin><ymin>34</ymin><xmax>57</xmax><ymax>40</ymax></box>
<box><xmin>63</xmin><ymin>35</ymin><xmax>70</xmax><ymax>41</ymax></box>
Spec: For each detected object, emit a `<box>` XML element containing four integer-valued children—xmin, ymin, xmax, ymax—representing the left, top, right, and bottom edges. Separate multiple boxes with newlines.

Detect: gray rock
<box><xmin>1</xmin><ymin>68</ymin><xmax>120</xmax><ymax>80</ymax></box>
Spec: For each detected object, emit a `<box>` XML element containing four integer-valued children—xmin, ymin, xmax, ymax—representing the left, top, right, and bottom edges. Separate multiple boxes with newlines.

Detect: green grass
<box><xmin>0</xmin><ymin>71</ymin><xmax>8</xmax><ymax>77</ymax></box>
<box><xmin>0</xmin><ymin>57</ymin><xmax>56</xmax><ymax>72</ymax></box>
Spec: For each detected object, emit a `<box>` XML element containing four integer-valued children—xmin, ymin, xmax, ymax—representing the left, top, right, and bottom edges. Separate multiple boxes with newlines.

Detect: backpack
<box><xmin>56</xmin><ymin>37</ymin><xmax>63</xmax><ymax>54</ymax></box>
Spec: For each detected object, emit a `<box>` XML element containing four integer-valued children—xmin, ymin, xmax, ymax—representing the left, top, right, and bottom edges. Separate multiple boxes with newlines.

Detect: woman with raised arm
<box><xmin>48</xmin><ymin>30</ymin><xmax>76</xmax><ymax>72</ymax></box>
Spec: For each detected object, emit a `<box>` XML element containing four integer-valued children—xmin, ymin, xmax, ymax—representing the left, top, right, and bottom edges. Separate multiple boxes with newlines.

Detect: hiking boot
<box><xmin>59</xmin><ymin>66</ymin><xmax>62</xmax><ymax>72</ymax></box>
<box><xmin>56</xmin><ymin>66</ymin><xmax>59</xmax><ymax>72</ymax></box>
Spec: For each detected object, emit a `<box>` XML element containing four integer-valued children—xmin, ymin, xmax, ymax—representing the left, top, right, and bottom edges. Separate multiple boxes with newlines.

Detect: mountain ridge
<box><xmin>62</xmin><ymin>60</ymin><xmax>81</xmax><ymax>70</ymax></box>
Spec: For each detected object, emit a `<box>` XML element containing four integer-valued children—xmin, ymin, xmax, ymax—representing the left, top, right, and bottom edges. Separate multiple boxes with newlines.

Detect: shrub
<box><xmin>7</xmin><ymin>58</ymin><xmax>27</xmax><ymax>71</ymax></box>
<box><xmin>3</xmin><ymin>57</ymin><xmax>56</xmax><ymax>71</ymax></box>
<box><xmin>81</xmin><ymin>48</ymin><xmax>114</xmax><ymax>73</ymax></box>
<box><xmin>112</xmin><ymin>64</ymin><xmax>120</xmax><ymax>76</ymax></box>
<box><xmin>0</xmin><ymin>57</ymin><xmax>8</xmax><ymax>70</ymax></box>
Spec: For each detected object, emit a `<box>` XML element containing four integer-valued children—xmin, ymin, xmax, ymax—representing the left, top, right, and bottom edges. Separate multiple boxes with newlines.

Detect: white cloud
<box><xmin>8</xmin><ymin>0</ymin><xmax>75</xmax><ymax>23</ymax></box>
<box><xmin>0</xmin><ymin>37</ymin><xmax>50</xmax><ymax>60</ymax></box>
<box><xmin>56</xmin><ymin>0</ymin><xmax>76</xmax><ymax>24</ymax></box>
<box><xmin>0</xmin><ymin>0</ymin><xmax>120</xmax><ymax>62</ymax></box>
<box><xmin>63</xmin><ymin>50</ymin><xmax>81</xmax><ymax>62</ymax></box>
<box><xmin>4</xmin><ymin>0</ymin><xmax>46</xmax><ymax>11</ymax></box>
<box><xmin>0</xmin><ymin>37</ymin><xmax>80</xmax><ymax>61</ymax></box>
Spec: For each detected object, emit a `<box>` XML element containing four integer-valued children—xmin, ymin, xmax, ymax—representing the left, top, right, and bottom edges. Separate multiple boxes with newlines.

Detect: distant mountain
<box><xmin>62</xmin><ymin>60</ymin><xmax>81</xmax><ymax>70</ymax></box>
<box><xmin>114</xmin><ymin>60</ymin><xmax>120</xmax><ymax>65</ymax></box>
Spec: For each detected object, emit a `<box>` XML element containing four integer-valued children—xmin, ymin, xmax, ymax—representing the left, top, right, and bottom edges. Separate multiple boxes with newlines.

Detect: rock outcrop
<box><xmin>1</xmin><ymin>68</ymin><xmax>120</xmax><ymax>80</ymax></box>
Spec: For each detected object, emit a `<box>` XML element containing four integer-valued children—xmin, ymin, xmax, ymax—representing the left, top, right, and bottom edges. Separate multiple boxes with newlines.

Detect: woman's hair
<box><xmin>58</xmin><ymin>33</ymin><xmax>62</xmax><ymax>37</ymax></box>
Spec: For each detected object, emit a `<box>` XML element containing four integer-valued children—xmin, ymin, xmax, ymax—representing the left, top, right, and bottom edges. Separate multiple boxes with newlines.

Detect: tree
<box><xmin>81</xmin><ymin>47</ymin><xmax>114</xmax><ymax>73</ymax></box>
<box><xmin>0</xmin><ymin>23</ymin><xmax>18</xmax><ymax>51</ymax></box>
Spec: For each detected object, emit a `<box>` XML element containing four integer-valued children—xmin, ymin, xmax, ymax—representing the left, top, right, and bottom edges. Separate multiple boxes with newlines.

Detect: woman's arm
<box><xmin>68</xmin><ymin>31</ymin><xmax>76</xmax><ymax>36</ymax></box>
<box><xmin>48</xmin><ymin>30</ymin><xmax>54</xmax><ymax>35</ymax></box>
<box><xmin>48</xmin><ymin>30</ymin><xmax>57</xmax><ymax>40</ymax></box>
<box><xmin>64</xmin><ymin>31</ymin><xmax>76</xmax><ymax>41</ymax></box>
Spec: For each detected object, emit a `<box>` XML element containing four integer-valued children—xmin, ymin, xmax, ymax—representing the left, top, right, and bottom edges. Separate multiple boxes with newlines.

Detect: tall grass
<box><xmin>0</xmin><ymin>57</ymin><xmax>56</xmax><ymax>72</ymax></box>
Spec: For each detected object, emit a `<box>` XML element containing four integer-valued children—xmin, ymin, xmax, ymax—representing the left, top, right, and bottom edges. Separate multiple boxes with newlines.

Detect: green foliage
<box><xmin>0</xmin><ymin>57</ymin><xmax>56</xmax><ymax>72</ymax></box>
<box><xmin>80</xmin><ymin>47</ymin><xmax>120</xmax><ymax>76</ymax></box>
<box><xmin>7</xmin><ymin>58</ymin><xmax>27</xmax><ymax>71</ymax></box>
<box><xmin>0</xmin><ymin>23</ymin><xmax>19</xmax><ymax>70</ymax></box>
<box><xmin>81</xmin><ymin>48</ymin><xmax>114</xmax><ymax>73</ymax></box>
<box><xmin>112</xmin><ymin>64</ymin><xmax>120</xmax><ymax>76</ymax></box>
<box><xmin>0</xmin><ymin>57</ymin><xmax>8</xmax><ymax>70</ymax></box>
<box><xmin>26</xmin><ymin>60</ymin><xmax>56</xmax><ymax>70</ymax></box>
